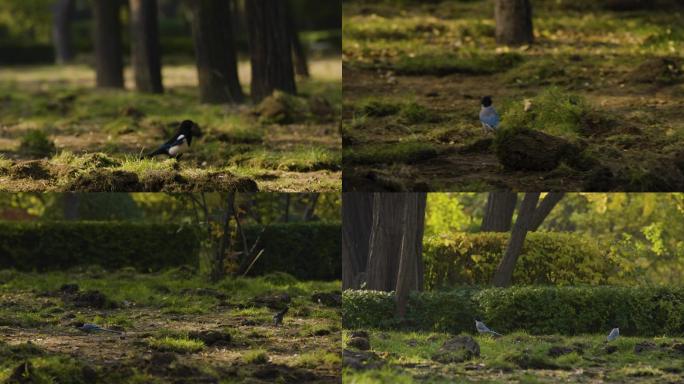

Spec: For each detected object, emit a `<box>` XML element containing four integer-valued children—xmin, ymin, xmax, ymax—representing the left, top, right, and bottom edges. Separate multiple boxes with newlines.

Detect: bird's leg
<box><xmin>175</xmin><ymin>154</ymin><xmax>183</xmax><ymax>162</ymax></box>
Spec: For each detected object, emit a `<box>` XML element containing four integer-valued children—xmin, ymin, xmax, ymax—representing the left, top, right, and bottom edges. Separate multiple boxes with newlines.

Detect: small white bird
<box><xmin>475</xmin><ymin>320</ymin><xmax>502</xmax><ymax>337</ymax></box>
<box><xmin>479</xmin><ymin>96</ymin><xmax>500</xmax><ymax>134</ymax></box>
<box><xmin>607</xmin><ymin>327</ymin><xmax>619</xmax><ymax>342</ymax></box>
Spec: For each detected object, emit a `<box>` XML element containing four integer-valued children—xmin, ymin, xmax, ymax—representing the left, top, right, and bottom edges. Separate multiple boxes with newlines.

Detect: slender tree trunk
<box><xmin>52</xmin><ymin>0</ymin><xmax>75</xmax><ymax>64</ymax></box>
<box><xmin>529</xmin><ymin>193</ymin><xmax>564</xmax><ymax>231</ymax></box>
<box><xmin>286</xmin><ymin>0</ymin><xmax>309</xmax><ymax>77</ymax></box>
<box><xmin>302</xmin><ymin>193</ymin><xmax>319</xmax><ymax>221</ymax></box>
<box><xmin>130</xmin><ymin>0</ymin><xmax>164</xmax><ymax>93</ymax></box>
<box><xmin>492</xmin><ymin>193</ymin><xmax>540</xmax><ymax>287</ymax></box>
<box><xmin>395</xmin><ymin>193</ymin><xmax>426</xmax><ymax>318</ymax></box>
<box><xmin>481</xmin><ymin>192</ymin><xmax>518</xmax><ymax>232</ymax></box>
<box><xmin>494</xmin><ymin>0</ymin><xmax>534</xmax><ymax>46</ymax></box>
<box><xmin>342</xmin><ymin>193</ymin><xmax>373</xmax><ymax>290</ymax></box>
<box><xmin>62</xmin><ymin>193</ymin><xmax>80</xmax><ymax>220</ymax></box>
<box><xmin>93</xmin><ymin>0</ymin><xmax>124</xmax><ymax>88</ymax></box>
<box><xmin>366</xmin><ymin>194</ymin><xmax>406</xmax><ymax>292</ymax></box>
<box><xmin>188</xmin><ymin>0</ymin><xmax>244</xmax><ymax>103</ymax></box>
<box><xmin>245</xmin><ymin>0</ymin><xmax>297</xmax><ymax>102</ymax></box>
<box><xmin>212</xmin><ymin>192</ymin><xmax>235</xmax><ymax>282</ymax></box>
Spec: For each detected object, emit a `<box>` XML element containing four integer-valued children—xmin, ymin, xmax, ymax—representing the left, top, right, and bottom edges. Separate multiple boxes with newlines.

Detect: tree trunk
<box><xmin>492</xmin><ymin>193</ymin><xmax>540</xmax><ymax>287</ymax></box>
<box><xmin>342</xmin><ymin>193</ymin><xmax>373</xmax><ymax>290</ymax></box>
<box><xmin>62</xmin><ymin>194</ymin><xmax>80</xmax><ymax>220</ymax></box>
<box><xmin>282</xmin><ymin>194</ymin><xmax>290</xmax><ymax>222</ymax></box>
<box><xmin>494</xmin><ymin>0</ymin><xmax>534</xmax><ymax>46</ymax></box>
<box><xmin>366</xmin><ymin>194</ymin><xmax>407</xmax><ymax>292</ymax></box>
<box><xmin>286</xmin><ymin>0</ymin><xmax>309</xmax><ymax>77</ymax></box>
<box><xmin>188</xmin><ymin>0</ymin><xmax>244</xmax><ymax>104</ymax></box>
<box><xmin>395</xmin><ymin>193</ymin><xmax>426</xmax><ymax>318</ymax></box>
<box><xmin>130</xmin><ymin>0</ymin><xmax>164</xmax><ymax>93</ymax></box>
<box><xmin>52</xmin><ymin>0</ymin><xmax>75</xmax><ymax>64</ymax></box>
<box><xmin>212</xmin><ymin>192</ymin><xmax>235</xmax><ymax>282</ymax></box>
<box><xmin>245</xmin><ymin>0</ymin><xmax>297</xmax><ymax>102</ymax></box>
<box><xmin>529</xmin><ymin>192</ymin><xmax>564</xmax><ymax>231</ymax></box>
<box><xmin>481</xmin><ymin>192</ymin><xmax>518</xmax><ymax>232</ymax></box>
<box><xmin>93</xmin><ymin>0</ymin><xmax>124</xmax><ymax>88</ymax></box>
<box><xmin>302</xmin><ymin>193</ymin><xmax>319</xmax><ymax>221</ymax></box>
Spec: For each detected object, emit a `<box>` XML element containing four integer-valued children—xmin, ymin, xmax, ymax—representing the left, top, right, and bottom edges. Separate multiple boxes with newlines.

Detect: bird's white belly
<box><xmin>168</xmin><ymin>141</ymin><xmax>189</xmax><ymax>156</ymax></box>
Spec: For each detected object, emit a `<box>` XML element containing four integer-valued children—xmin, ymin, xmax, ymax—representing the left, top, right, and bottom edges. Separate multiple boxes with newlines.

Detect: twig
<box><xmin>241</xmin><ymin>249</ymin><xmax>265</xmax><ymax>277</ymax></box>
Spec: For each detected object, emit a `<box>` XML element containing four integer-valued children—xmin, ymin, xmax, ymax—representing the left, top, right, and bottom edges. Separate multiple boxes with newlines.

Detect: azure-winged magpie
<box><xmin>479</xmin><ymin>96</ymin><xmax>500</xmax><ymax>134</ymax></box>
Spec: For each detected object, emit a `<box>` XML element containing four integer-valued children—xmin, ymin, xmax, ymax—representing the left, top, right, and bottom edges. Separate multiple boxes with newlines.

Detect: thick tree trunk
<box><xmin>130</xmin><ymin>0</ymin><xmax>164</xmax><ymax>93</ymax></box>
<box><xmin>529</xmin><ymin>193</ymin><xmax>565</xmax><ymax>231</ymax></box>
<box><xmin>52</xmin><ymin>0</ymin><xmax>75</xmax><ymax>64</ymax></box>
<box><xmin>286</xmin><ymin>0</ymin><xmax>309</xmax><ymax>77</ymax></box>
<box><xmin>188</xmin><ymin>0</ymin><xmax>244</xmax><ymax>104</ymax></box>
<box><xmin>481</xmin><ymin>192</ymin><xmax>518</xmax><ymax>232</ymax></box>
<box><xmin>395</xmin><ymin>193</ymin><xmax>426</xmax><ymax>318</ymax></box>
<box><xmin>93</xmin><ymin>0</ymin><xmax>124</xmax><ymax>88</ymax></box>
<box><xmin>62</xmin><ymin>194</ymin><xmax>80</xmax><ymax>220</ymax></box>
<box><xmin>245</xmin><ymin>0</ymin><xmax>297</xmax><ymax>102</ymax></box>
<box><xmin>366</xmin><ymin>194</ymin><xmax>406</xmax><ymax>292</ymax></box>
<box><xmin>492</xmin><ymin>193</ymin><xmax>540</xmax><ymax>287</ymax></box>
<box><xmin>342</xmin><ymin>193</ymin><xmax>373</xmax><ymax>290</ymax></box>
<box><xmin>494</xmin><ymin>0</ymin><xmax>534</xmax><ymax>46</ymax></box>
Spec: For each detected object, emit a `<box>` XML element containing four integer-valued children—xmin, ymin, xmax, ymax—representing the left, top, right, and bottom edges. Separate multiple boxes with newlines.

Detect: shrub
<box><xmin>0</xmin><ymin>222</ymin><xmax>200</xmax><ymax>272</ymax></box>
<box><xmin>343</xmin><ymin>286</ymin><xmax>684</xmax><ymax>336</ymax></box>
<box><xmin>240</xmin><ymin>222</ymin><xmax>340</xmax><ymax>280</ymax></box>
<box><xmin>424</xmin><ymin>232</ymin><xmax>616</xmax><ymax>289</ymax></box>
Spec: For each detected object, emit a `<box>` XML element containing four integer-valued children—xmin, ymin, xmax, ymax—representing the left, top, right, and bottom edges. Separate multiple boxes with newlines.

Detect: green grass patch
<box><xmin>147</xmin><ymin>336</ymin><xmax>205</xmax><ymax>353</ymax></box>
<box><xmin>242</xmin><ymin>349</ymin><xmax>269</xmax><ymax>364</ymax></box>
<box><xmin>344</xmin><ymin>141</ymin><xmax>440</xmax><ymax>165</ymax></box>
<box><xmin>233</xmin><ymin>147</ymin><xmax>341</xmax><ymax>172</ymax></box>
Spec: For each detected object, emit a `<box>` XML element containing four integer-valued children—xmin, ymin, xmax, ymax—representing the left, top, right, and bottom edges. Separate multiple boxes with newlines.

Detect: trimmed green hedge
<box><xmin>241</xmin><ymin>222</ymin><xmax>340</xmax><ymax>280</ymax></box>
<box><xmin>0</xmin><ymin>44</ymin><xmax>54</xmax><ymax>64</ymax></box>
<box><xmin>343</xmin><ymin>287</ymin><xmax>684</xmax><ymax>336</ymax></box>
<box><xmin>424</xmin><ymin>232</ymin><xmax>616</xmax><ymax>289</ymax></box>
<box><xmin>0</xmin><ymin>222</ymin><xmax>199</xmax><ymax>271</ymax></box>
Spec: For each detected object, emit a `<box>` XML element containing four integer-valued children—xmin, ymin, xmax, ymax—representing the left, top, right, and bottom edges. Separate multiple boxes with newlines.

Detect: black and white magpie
<box><xmin>145</xmin><ymin>120</ymin><xmax>199</xmax><ymax>161</ymax></box>
<box><xmin>273</xmin><ymin>306</ymin><xmax>288</xmax><ymax>327</ymax></box>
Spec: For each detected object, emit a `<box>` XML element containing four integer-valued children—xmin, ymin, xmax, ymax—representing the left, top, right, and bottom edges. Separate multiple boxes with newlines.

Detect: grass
<box><xmin>148</xmin><ymin>336</ymin><xmax>205</xmax><ymax>353</ymax></box>
<box><xmin>242</xmin><ymin>349</ymin><xmax>270</xmax><ymax>364</ymax></box>
<box><xmin>344</xmin><ymin>141</ymin><xmax>441</xmax><ymax>165</ymax></box>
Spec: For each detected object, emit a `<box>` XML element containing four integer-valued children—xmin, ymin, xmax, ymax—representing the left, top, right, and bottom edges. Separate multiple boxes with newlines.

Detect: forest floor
<box><xmin>0</xmin><ymin>58</ymin><xmax>341</xmax><ymax>192</ymax></box>
<box><xmin>342</xmin><ymin>0</ymin><xmax>684</xmax><ymax>191</ymax></box>
<box><xmin>343</xmin><ymin>329</ymin><xmax>684</xmax><ymax>383</ymax></box>
<box><xmin>0</xmin><ymin>269</ymin><xmax>341</xmax><ymax>383</ymax></box>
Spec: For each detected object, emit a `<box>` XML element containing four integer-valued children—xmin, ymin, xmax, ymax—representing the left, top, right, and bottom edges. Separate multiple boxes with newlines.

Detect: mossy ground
<box><xmin>0</xmin><ymin>59</ymin><xmax>341</xmax><ymax>192</ymax></box>
<box><xmin>342</xmin><ymin>0</ymin><xmax>684</xmax><ymax>191</ymax></box>
<box><xmin>0</xmin><ymin>269</ymin><xmax>341</xmax><ymax>383</ymax></box>
<box><xmin>343</xmin><ymin>329</ymin><xmax>684</xmax><ymax>383</ymax></box>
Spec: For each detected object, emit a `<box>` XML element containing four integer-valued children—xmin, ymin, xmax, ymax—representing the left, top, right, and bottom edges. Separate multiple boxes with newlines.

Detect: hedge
<box><xmin>240</xmin><ymin>222</ymin><xmax>340</xmax><ymax>280</ymax></box>
<box><xmin>343</xmin><ymin>286</ymin><xmax>684</xmax><ymax>336</ymax></box>
<box><xmin>0</xmin><ymin>44</ymin><xmax>54</xmax><ymax>64</ymax></box>
<box><xmin>0</xmin><ymin>222</ymin><xmax>199</xmax><ymax>271</ymax></box>
<box><xmin>424</xmin><ymin>232</ymin><xmax>616</xmax><ymax>289</ymax></box>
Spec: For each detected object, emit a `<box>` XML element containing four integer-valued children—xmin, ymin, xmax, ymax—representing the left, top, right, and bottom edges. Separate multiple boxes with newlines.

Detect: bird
<box><xmin>479</xmin><ymin>96</ymin><xmax>500</xmax><ymax>134</ymax></box>
<box><xmin>77</xmin><ymin>322</ymin><xmax>122</xmax><ymax>335</ymax></box>
<box><xmin>475</xmin><ymin>320</ymin><xmax>502</xmax><ymax>337</ymax></box>
<box><xmin>607</xmin><ymin>327</ymin><xmax>619</xmax><ymax>342</ymax></box>
<box><xmin>145</xmin><ymin>120</ymin><xmax>199</xmax><ymax>161</ymax></box>
<box><xmin>273</xmin><ymin>306</ymin><xmax>288</xmax><ymax>327</ymax></box>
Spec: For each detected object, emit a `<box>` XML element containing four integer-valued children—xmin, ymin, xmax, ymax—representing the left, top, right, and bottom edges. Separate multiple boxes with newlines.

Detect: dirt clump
<box><xmin>188</xmin><ymin>330</ymin><xmax>231</xmax><ymax>347</ymax></box>
<box><xmin>626</xmin><ymin>57</ymin><xmax>682</xmax><ymax>85</ymax></box>
<box><xmin>9</xmin><ymin>160</ymin><xmax>52</xmax><ymax>180</ymax></box>
<box><xmin>432</xmin><ymin>335</ymin><xmax>481</xmax><ymax>364</ymax></box>
<box><xmin>496</xmin><ymin>129</ymin><xmax>577</xmax><ymax>171</ymax></box>
<box><xmin>67</xmin><ymin>169</ymin><xmax>141</xmax><ymax>192</ymax></box>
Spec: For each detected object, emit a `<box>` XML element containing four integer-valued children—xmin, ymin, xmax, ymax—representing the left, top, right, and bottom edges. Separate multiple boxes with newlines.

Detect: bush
<box><xmin>0</xmin><ymin>44</ymin><xmax>54</xmax><ymax>64</ymax></box>
<box><xmin>424</xmin><ymin>232</ymin><xmax>616</xmax><ymax>289</ymax></box>
<box><xmin>0</xmin><ymin>222</ymin><xmax>200</xmax><ymax>272</ymax></box>
<box><xmin>19</xmin><ymin>130</ymin><xmax>56</xmax><ymax>158</ymax></box>
<box><xmin>343</xmin><ymin>286</ymin><xmax>684</xmax><ymax>336</ymax></box>
<box><xmin>240</xmin><ymin>222</ymin><xmax>340</xmax><ymax>280</ymax></box>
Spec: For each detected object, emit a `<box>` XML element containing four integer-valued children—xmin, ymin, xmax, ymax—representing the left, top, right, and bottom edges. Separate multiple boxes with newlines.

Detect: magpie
<box><xmin>479</xmin><ymin>96</ymin><xmax>500</xmax><ymax>134</ymax></box>
<box><xmin>475</xmin><ymin>319</ymin><xmax>502</xmax><ymax>337</ymax></box>
<box><xmin>273</xmin><ymin>306</ymin><xmax>288</xmax><ymax>327</ymax></box>
<box><xmin>607</xmin><ymin>327</ymin><xmax>619</xmax><ymax>342</ymax></box>
<box><xmin>76</xmin><ymin>322</ymin><xmax>122</xmax><ymax>334</ymax></box>
<box><xmin>145</xmin><ymin>120</ymin><xmax>199</xmax><ymax>161</ymax></box>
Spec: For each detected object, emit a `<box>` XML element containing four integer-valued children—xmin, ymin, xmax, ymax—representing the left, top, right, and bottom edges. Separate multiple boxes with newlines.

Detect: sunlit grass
<box><xmin>148</xmin><ymin>336</ymin><xmax>205</xmax><ymax>353</ymax></box>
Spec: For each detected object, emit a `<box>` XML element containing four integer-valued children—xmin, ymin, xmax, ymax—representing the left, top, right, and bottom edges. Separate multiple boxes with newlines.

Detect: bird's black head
<box><xmin>481</xmin><ymin>96</ymin><xmax>493</xmax><ymax>107</ymax></box>
<box><xmin>179</xmin><ymin>120</ymin><xmax>196</xmax><ymax>137</ymax></box>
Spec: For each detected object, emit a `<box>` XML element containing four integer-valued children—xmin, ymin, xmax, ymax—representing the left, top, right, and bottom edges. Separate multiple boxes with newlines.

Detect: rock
<box><xmin>547</xmin><ymin>345</ymin><xmax>575</xmax><ymax>357</ymax></box>
<box><xmin>431</xmin><ymin>335</ymin><xmax>480</xmax><ymax>364</ymax></box>
<box><xmin>634</xmin><ymin>341</ymin><xmax>657</xmax><ymax>353</ymax></box>
<box><xmin>311</xmin><ymin>291</ymin><xmax>341</xmax><ymax>307</ymax></box>
<box><xmin>496</xmin><ymin>129</ymin><xmax>576</xmax><ymax>172</ymax></box>
<box><xmin>348</xmin><ymin>337</ymin><xmax>371</xmax><ymax>351</ymax></box>
<box><xmin>343</xmin><ymin>349</ymin><xmax>384</xmax><ymax>370</ymax></box>
<box><xmin>10</xmin><ymin>161</ymin><xmax>52</xmax><ymax>180</ymax></box>
<box><xmin>188</xmin><ymin>330</ymin><xmax>231</xmax><ymax>347</ymax></box>
<box><xmin>252</xmin><ymin>293</ymin><xmax>291</xmax><ymax>309</ymax></box>
<box><xmin>604</xmin><ymin>345</ymin><xmax>618</xmax><ymax>354</ymax></box>
<box><xmin>60</xmin><ymin>284</ymin><xmax>80</xmax><ymax>294</ymax></box>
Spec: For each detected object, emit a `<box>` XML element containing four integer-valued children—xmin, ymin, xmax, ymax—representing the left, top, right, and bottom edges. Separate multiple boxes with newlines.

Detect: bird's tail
<box><xmin>143</xmin><ymin>147</ymin><xmax>164</xmax><ymax>159</ymax></box>
<box><xmin>489</xmin><ymin>330</ymin><xmax>503</xmax><ymax>337</ymax></box>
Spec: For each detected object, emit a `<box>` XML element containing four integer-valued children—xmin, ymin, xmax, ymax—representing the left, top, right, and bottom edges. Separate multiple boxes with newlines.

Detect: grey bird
<box><xmin>77</xmin><ymin>322</ymin><xmax>122</xmax><ymax>334</ymax></box>
<box><xmin>475</xmin><ymin>320</ymin><xmax>502</xmax><ymax>337</ymax></box>
<box><xmin>607</xmin><ymin>327</ymin><xmax>619</xmax><ymax>342</ymax></box>
<box><xmin>273</xmin><ymin>306</ymin><xmax>288</xmax><ymax>327</ymax></box>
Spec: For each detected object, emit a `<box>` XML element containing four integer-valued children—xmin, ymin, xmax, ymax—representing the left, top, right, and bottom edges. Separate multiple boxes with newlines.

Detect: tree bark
<box><xmin>528</xmin><ymin>193</ymin><xmax>564</xmax><ymax>231</ymax></box>
<box><xmin>188</xmin><ymin>0</ymin><xmax>244</xmax><ymax>104</ymax></box>
<box><xmin>366</xmin><ymin>194</ymin><xmax>407</xmax><ymax>292</ymax></box>
<box><xmin>93</xmin><ymin>0</ymin><xmax>124</xmax><ymax>88</ymax></box>
<box><xmin>395</xmin><ymin>193</ymin><xmax>426</xmax><ymax>318</ymax></box>
<box><xmin>130</xmin><ymin>0</ymin><xmax>164</xmax><ymax>93</ymax></box>
<box><xmin>342</xmin><ymin>193</ymin><xmax>373</xmax><ymax>290</ymax></box>
<box><xmin>212</xmin><ymin>192</ymin><xmax>235</xmax><ymax>282</ymax></box>
<box><xmin>245</xmin><ymin>0</ymin><xmax>297</xmax><ymax>102</ymax></box>
<box><xmin>62</xmin><ymin>193</ymin><xmax>80</xmax><ymax>220</ymax></box>
<box><xmin>494</xmin><ymin>0</ymin><xmax>534</xmax><ymax>46</ymax></box>
<box><xmin>286</xmin><ymin>0</ymin><xmax>309</xmax><ymax>77</ymax></box>
<box><xmin>302</xmin><ymin>193</ymin><xmax>319</xmax><ymax>221</ymax></box>
<box><xmin>481</xmin><ymin>192</ymin><xmax>518</xmax><ymax>232</ymax></box>
<box><xmin>492</xmin><ymin>193</ymin><xmax>540</xmax><ymax>287</ymax></box>
<box><xmin>52</xmin><ymin>0</ymin><xmax>75</xmax><ymax>64</ymax></box>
